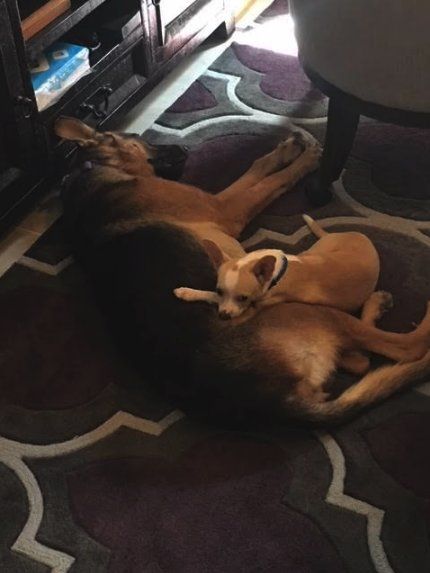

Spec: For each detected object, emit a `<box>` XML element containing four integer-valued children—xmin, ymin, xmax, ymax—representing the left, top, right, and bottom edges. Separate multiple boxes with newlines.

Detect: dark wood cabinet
<box><xmin>0</xmin><ymin>0</ymin><xmax>234</xmax><ymax>229</ymax></box>
<box><xmin>147</xmin><ymin>0</ymin><xmax>227</xmax><ymax>66</ymax></box>
<box><xmin>1</xmin><ymin>1</ymin><xmax>39</xmax><ymax>168</ymax></box>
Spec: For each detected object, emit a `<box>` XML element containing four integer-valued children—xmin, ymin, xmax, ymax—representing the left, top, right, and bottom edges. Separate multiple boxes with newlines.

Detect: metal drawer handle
<box><xmin>100</xmin><ymin>85</ymin><xmax>113</xmax><ymax>113</ymax></box>
<box><xmin>15</xmin><ymin>96</ymin><xmax>35</xmax><ymax>119</ymax></box>
<box><xmin>79</xmin><ymin>103</ymin><xmax>106</xmax><ymax>119</ymax></box>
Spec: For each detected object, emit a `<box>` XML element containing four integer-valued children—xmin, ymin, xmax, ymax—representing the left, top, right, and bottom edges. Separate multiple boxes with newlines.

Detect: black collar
<box><xmin>269</xmin><ymin>256</ymin><xmax>288</xmax><ymax>289</ymax></box>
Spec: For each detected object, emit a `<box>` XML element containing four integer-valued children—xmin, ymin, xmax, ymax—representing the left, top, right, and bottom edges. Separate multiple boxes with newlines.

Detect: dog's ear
<box><xmin>202</xmin><ymin>240</ymin><xmax>226</xmax><ymax>269</ymax></box>
<box><xmin>54</xmin><ymin>117</ymin><xmax>98</xmax><ymax>147</ymax></box>
<box><xmin>104</xmin><ymin>132</ymin><xmax>122</xmax><ymax>147</ymax></box>
<box><xmin>252</xmin><ymin>255</ymin><xmax>276</xmax><ymax>285</ymax></box>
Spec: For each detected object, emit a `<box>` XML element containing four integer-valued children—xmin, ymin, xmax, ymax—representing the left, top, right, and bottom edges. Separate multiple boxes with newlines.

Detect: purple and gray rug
<box><xmin>1</xmin><ymin>1</ymin><xmax>430</xmax><ymax>571</ymax></box>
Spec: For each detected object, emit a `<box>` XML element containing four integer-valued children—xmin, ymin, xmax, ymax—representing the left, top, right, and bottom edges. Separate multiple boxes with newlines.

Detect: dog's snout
<box><xmin>219</xmin><ymin>311</ymin><xmax>232</xmax><ymax>320</ymax></box>
<box><xmin>149</xmin><ymin>144</ymin><xmax>188</xmax><ymax>181</ymax></box>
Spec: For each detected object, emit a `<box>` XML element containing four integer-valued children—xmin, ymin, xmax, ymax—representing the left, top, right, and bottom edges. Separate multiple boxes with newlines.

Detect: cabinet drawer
<box><xmin>46</xmin><ymin>39</ymin><xmax>146</xmax><ymax>154</ymax></box>
<box><xmin>72</xmin><ymin>52</ymin><xmax>143</xmax><ymax>124</ymax></box>
<box><xmin>150</xmin><ymin>0</ymin><xmax>224</xmax><ymax>63</ymax></box>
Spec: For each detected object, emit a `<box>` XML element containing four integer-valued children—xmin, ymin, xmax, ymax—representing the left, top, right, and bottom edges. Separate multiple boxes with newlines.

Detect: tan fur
<box><xmin>269</xmin><ymin>221</ymin><xmax>380</xmax><ymax>312</ymax></box>
<box><xmin>56</xmin><ymin>117</ymin><xmax>430</xmax><ymax>423</ymax></box>
<box><xmin>181</xmin><ymin>216</ymin><xmax>380</xmax><ymax>318</ymax></box>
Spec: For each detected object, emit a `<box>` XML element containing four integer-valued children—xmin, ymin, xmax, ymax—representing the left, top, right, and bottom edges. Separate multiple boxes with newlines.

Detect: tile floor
<box><xmin>0</xmin><ymin>0</ymin><xmax>281</xmax><ymax>279</ymax></box>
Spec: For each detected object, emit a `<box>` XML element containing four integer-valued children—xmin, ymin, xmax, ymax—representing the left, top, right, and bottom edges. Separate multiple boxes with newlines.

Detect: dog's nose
<box><xmin>219</xmin><ymin>311</ymin><xmax>231</xmax><ymax>320</ymax></box>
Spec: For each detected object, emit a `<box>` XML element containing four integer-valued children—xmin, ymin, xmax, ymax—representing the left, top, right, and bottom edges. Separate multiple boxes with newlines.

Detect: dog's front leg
<box><xmin>217</xmin><ymin>143</ymin><xmax>321</xmax><ymax>237</ymax></box>
<box><xmin>174</xmin><ymin>287</ymin><xmax>218</xmax><ymax>305</ymax></box>
<box><xmin>219</xmin><ymin>133</ymin><xmax>307</xmax><ymax>198</ymax></box>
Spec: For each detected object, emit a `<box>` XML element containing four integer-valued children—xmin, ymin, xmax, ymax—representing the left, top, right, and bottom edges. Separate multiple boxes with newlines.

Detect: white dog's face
<box><xmin>203</xmin><ymin>241</ymin><xmax>281</xmax><ymax>320</ymax></box>
<box><xmin>215</xmin><ymin>264</ymin><xmax>263</xmax><ymax>319</ymax></box>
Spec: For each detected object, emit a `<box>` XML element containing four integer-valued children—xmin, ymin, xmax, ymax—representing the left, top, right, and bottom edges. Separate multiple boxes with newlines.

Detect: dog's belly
<box><xmin>257</xmin><ymin>304</ymin><xmax>341</xmax><ymax>389</ymax></box>
<box><xmin>310</xmin><ymin>271</ymin><xmax>378</xmax><ymax>312</ymax></box>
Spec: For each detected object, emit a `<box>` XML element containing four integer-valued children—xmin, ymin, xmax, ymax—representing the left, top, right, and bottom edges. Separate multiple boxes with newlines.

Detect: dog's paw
<box><xmin>376</xmin><ymin>291</ymin><xmax>394</xmax><ymax>312</ymax></box>
<box><xmin>298</xmin><ymin>143</ymin><xmax>322</xmax><ymax>172</ymax></box>
<box><xmin>291</xmin><ymin>129</ymin><xmax>319</xmax><ymax>149</ymax></box>
<box><xmin>174</xmin><ymin>287</ymin><xmax>195</xmax><ymax>301</ymax></box>
<box><xmin>276</xmin><ymin>135</ymin><xmax>304</xmax><ymax>165</ymax></box>
<box><xmin>368</xmin><ymin>290</ymin><xmax>394</xmax><ymax>321</ymax></box>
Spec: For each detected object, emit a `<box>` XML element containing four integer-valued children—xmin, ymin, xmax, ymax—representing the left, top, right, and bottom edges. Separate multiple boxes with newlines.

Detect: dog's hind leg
<box><xmin>361</xmin><ymin>291</ymin><xmax>393</xmax><ymax>324</ymax></box>
<box><xmin>217</xmin><ymin>144</ymin><xmax>321</xmax><ymax>237</ymax></box>
<box><xmin>339</xmin><ymin>291</ymin><xmax>394</xmax><ymax>374</ymax></box>
<box><xmin>344</xmin><ymin>301</ymin><xmax>430</xmax><ymax>363</ymax></box>
<box><xmin>339</xmin><ymin>352</ymin><xmax>370</xmax><ymax>376</ymax></box>
<box><xmin>294</xmin><ymin>350</ymin><xmax>430</xmax><ymax>424</ymax></box>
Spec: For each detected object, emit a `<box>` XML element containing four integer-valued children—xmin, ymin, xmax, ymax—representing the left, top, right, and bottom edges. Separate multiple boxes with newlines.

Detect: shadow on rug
<box><xmin>1</xmin><ymin>1</ymin><xmax>430</xmax><ymax>571</ymax></box>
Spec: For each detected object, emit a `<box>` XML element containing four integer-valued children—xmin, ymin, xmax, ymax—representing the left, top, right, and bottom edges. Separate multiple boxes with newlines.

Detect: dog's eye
<box><xmin>237</xmin><ymin>295</ymin><xmax>248</xmax><ymax>303</ymax></box>
<box><xmin>216</xmin><ymin>287</ymin><xmax>223</xmax><ymax>296</ymax></box>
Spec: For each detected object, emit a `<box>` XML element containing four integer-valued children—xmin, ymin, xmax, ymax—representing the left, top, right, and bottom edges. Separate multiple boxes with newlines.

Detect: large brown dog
<box><xmin>55</xmin><ymin>117</ymin><xmax>430</xmax><ymax>424</ymax></box>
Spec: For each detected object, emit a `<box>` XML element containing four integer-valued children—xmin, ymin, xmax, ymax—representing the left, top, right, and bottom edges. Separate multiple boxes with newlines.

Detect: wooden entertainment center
<box><xmin>0</xmin><ymin>0</ymin><xmax>234</xmax><ymax>229</ymax></box>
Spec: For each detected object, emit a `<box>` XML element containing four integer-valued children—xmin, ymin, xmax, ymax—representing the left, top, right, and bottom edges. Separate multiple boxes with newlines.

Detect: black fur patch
<box><xmin>79</xmin><ymin>223</ymin><xmax>295</xmax><ymax>427</ymax></box>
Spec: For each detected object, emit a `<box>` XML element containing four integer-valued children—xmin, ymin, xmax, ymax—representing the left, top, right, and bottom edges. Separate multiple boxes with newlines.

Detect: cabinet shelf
<box><xmin>25</xmin><ymin>0</ymin><xmax>108</xmax><ymax>59</ymax></box>
<box><xmin>39</xmin><ymin>27</ymin><xmax>143</xmax><ymax>121</ymax></box>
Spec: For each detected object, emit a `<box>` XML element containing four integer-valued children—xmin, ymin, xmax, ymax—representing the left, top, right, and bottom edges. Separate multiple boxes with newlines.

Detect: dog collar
<box><xmin>269</xmin><ymin>256</ymin><xmax>288</xmax><ymax>289</ymax></box>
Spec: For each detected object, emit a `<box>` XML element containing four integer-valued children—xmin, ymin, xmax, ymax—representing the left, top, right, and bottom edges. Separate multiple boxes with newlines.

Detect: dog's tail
<box><xmin>286</xmin><ymin>350</ymin><xmax>430</xmax><ymax>425</ymax></box>
<box><xmin>302</xmin><ymin>214</ymin><xmax>327</xmax><ymax>238</ymax></box>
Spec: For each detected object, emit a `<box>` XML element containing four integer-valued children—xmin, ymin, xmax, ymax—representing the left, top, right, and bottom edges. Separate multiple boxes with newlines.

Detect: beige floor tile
<box><xmin>0</xmin><ymin>226</ymin><xmax>40</xmax><ymax>278</ymax></box>
<box><xmin>17</xmin><ymin>191</ymin><xmax>62</xmax><ymax>234</ymax></box>
<box><xmin>115</xmin><ymin>0</ymin><xmax>272</xmax><ymax>134</ymax></box>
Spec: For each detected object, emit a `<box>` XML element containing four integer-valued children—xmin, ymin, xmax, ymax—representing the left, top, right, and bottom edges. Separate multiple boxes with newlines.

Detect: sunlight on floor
<box><xmin>239</xmin><ymin>13</ymin><xmax>298</xmax><ymax>56</ymax></box>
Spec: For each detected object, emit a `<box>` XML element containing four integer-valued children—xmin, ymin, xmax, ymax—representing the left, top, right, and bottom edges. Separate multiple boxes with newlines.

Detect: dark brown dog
<box><xmin>56</xmin><ymin>117</ymin><xmax>430</xmax><ymax>425</ymax></box>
